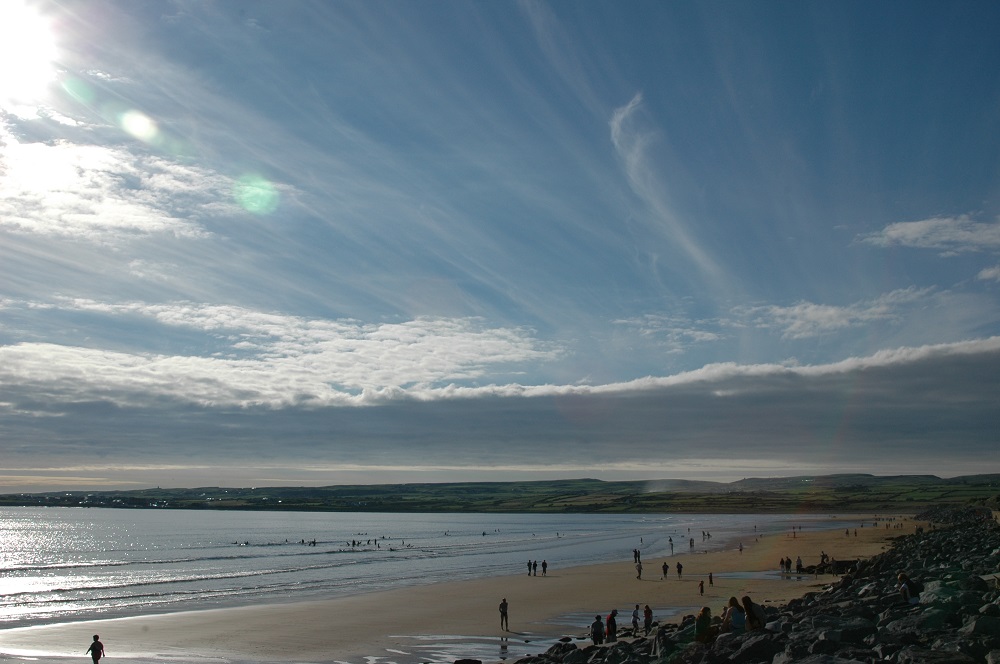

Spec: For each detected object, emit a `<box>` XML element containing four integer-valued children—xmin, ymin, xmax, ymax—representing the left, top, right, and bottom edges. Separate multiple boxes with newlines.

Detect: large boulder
<box><xmin>961</xmin><ymin>615</ymin><xmax>1000</xmax><ymax>638</ymax></box>
<box><xmin>545</xmin><ymin>641</ymin><xmax>578</xmax><ymax>659</ymax></box>
<box><xmin>807</xmin><ymin>615</ymin><xmax>876</xmax><ymax>643</ymax></box>
<box><xmin>728</xmin><ymin>632</ymin><xmax>784</xmax><ymax>663</ymax></box>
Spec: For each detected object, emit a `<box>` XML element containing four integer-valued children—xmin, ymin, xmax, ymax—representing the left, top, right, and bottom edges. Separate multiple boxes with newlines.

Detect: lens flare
<box><xmin>120</xmin><ymin>110</ymin><xmax>160</xmax><ymax>143</ymax></box>
<box><xmin>234</xmin><ymin>175</ymin><xmax>280</xmax><ymax>214</ymax></box>
<box><xmin>61</xmin><ymin>78</ymin><xmax>95</xmax><ymax>105</ymax></box>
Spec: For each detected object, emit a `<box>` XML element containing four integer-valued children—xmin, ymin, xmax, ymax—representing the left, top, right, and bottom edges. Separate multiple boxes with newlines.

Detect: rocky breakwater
<box><xmin>497</xmin><ymin>506</ymin><xmax>1000</xmax><ymax>664</ymax></box>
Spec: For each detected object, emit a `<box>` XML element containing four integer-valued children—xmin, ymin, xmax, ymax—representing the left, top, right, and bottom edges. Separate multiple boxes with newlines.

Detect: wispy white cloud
<box><xmin>737</xmin><ymin>287</ymin><xmax>934</xmax><ymax>339</ymax></box>
<box><xmin>0</xmin><ymin>125</ymin><xmax>239</xmax><ymax>242</ymax></box>
<box><xmin>609</xmin><ymin>93</ymin><xmax>728</xmax><ymax>289</ymax></box>
<box><xmin>977</xmin><ymin>265</ymin><xmax>1000</xmax><ymax>282</ymax></box>
<box><xmin>860</xmin><ymin>215</ymin><xmax>1000</xmax><ymax>255</ymax></box>
<box><xmin>612</xmin><ymin>313</ymin><xmax>724</xmax><ymax>354</ymax></box>
<box><xmin>0</xmin><ymin>299</ymin><xmax>561</xmax><ymax>408</ymax></box>
<box><xmin>3</xmin><ymin>293</ymin><xmax>995</xmax><ymax>415</ymax></box>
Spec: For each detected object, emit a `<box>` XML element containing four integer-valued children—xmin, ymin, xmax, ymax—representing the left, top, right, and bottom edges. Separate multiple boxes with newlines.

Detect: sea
<box><xmin>0</xmin><ymin>508</ymin><xmax>857</xmax><ymax>663</ymax></box>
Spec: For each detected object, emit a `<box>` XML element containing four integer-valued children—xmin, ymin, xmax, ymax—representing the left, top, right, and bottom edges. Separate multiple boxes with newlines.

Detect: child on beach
<box><xmin>86</xmin><ymin>635</ymin><xmax>104</xmax><ymax>663</ymax></box>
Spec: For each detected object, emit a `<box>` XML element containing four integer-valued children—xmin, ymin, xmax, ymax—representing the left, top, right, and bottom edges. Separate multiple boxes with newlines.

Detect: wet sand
<box><xmin>0</xmin><ymin>514</ymin><xmax>917</xmax><ymax>664</ymax></box>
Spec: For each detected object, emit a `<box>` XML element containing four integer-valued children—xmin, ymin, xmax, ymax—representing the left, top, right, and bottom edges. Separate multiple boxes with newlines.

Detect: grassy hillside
<box><xmin>2</xmin><ymin>474</ymin><xmax>998</xmax><ymax>513</ymax></box>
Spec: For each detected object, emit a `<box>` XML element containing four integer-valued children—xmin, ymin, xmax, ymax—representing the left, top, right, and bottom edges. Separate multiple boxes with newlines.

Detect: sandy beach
<box><xmin>0</xmin><ymin>515</ymin><xmax>918</xmax><ymax>664</ymax></box>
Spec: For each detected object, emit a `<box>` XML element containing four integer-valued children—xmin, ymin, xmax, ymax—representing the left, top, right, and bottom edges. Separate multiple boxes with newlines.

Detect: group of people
<box><xmin>526</xmin><ymin>559</ymin><xmax>548</xmax><ymax>576</ymax></box>
<box><xmin>778</xmin><ymin>555</ymin><xmax>803</xmax><ymax>573</ymax></box>
<box><xmin>695</xmin><ymin>596</ymin><xmax>768</xmax><ymax>644</ymax></box>
<box><xmin>591</xmin><ymin>604</ymin><xmax>654</xmax><ymax>644</ymax></box>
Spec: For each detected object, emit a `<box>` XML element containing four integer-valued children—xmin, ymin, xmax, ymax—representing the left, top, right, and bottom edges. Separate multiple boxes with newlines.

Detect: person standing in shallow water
<box><xmin>86</xmin><ymin>635</ymin><xmax>104</xmax><ymax>663</ymax></box>
<box><xmin>499</xmin><ymin>597</ymin><xmax>509</xmax><ymax>631</ymax></box>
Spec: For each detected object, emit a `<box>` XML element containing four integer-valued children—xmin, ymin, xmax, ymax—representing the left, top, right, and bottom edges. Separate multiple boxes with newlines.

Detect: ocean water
<box><xmin>0</xmin><ymin>508</ymin><xmax>838</xmax><ymax>631</ymax></box>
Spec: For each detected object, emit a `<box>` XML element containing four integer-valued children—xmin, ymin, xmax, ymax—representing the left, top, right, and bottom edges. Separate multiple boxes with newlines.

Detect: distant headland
<box><xmin>2</xmin><ymin>474</ymin><xmax>998</xmax><ymax>513</ymax></box>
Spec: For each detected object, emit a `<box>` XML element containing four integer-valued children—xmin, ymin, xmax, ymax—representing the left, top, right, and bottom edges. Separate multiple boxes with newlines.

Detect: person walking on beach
<box><xmin>499</xmin><ymin>597</ymin><xmax>509</xmax><ymax>631</ymax></box>
<box><xmin>86</xmin><ymin>635</ymin><xmax>104</xmax><ymax>663</ymax></box>
<box><xmin>542</xmin><ymin>560</ymin><xmax>547</xmax><ymax>576</ymax></box>
<box><xmin>699</xmin><ymin>579</ymin><xmax>704</xmax><ymax>595</ymax></box>
<box><xmin>676</xmin><ymin>562</ymin><xmax>683</xmax><ymax>578</ymax></box>
<box><xmin>532</xmin><ymin>560</ymin><xmax>537</xmax><ymax>576</ymax></box>
<box><xmin>606</xmin><ymin>609</ymin><xmax>618</xmax><ymax>643</ymax></box>
<box><xmin>708</xmin><ymin>572</ymin><xmax>713</xmax><ymax>586</ymax></box>
<box><xmin>635</xmin><ymin>561</ymin><xmax>642</xmax><ymax>579</ymax></box>
<box><xmin>527</xmin><ymin>560</ymin><xmax>531</xmax><ymax>576</ymax></box>
<box><xmin>643</xmin><ymin>604</ymin><xmax>653</xmax><ymax>635</ymax></box>
<box><xmin>590</xmin><ymin>615</ymin><xmax>605</xmax><ymax>645</ymax></box>
<box><xmin>631</xmin><ymin>604</ymin><xmax>640</xmax><ymax>636</ymax></box>
<box><xmin>662</xmin><ymin>561</ymin><xmax>669</xmax><ymax>579</ymax></box>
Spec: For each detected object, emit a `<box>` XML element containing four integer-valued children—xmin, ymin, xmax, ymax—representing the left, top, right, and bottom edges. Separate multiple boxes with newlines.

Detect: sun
<box><xmin>0</xmin><ymin>0</ymin><xmax>58</xmax><ymax>106</ymax></box>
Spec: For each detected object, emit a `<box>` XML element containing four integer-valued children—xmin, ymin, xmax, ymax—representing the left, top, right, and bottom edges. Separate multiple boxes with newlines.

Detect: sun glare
<box><xmin>0</xmin><ymin>1</ymin><xmax>58</xmax><ymax>105</ymax></box>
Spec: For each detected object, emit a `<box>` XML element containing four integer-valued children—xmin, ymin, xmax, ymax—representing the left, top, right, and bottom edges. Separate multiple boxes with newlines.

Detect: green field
<box><xmin>2</xmin><ymin>474</ymin><xmax>998</xmax><ymax>513</ymax></box>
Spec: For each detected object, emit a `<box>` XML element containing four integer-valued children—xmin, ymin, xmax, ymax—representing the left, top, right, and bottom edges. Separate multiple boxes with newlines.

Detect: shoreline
<box><xmin>0</xmin><ymin>513</ymin><xmax>916</xmax><ymax>663</ymax></box>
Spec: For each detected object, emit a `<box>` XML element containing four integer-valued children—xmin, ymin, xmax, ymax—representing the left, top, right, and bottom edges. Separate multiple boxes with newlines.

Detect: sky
<box><xmin>1</xmin><ymin>0</ymin><xmax>999</xmax><ymax>493</ymax></box>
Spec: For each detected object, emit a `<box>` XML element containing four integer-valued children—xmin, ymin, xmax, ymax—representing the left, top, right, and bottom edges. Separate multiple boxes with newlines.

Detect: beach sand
<box><xmin>0</xmin><ymin>515</ymin><xmax>919</xmax><ymax>663</ymax></box>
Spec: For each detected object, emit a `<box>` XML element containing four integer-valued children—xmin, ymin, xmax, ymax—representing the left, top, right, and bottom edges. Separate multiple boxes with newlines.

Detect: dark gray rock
<box><xmin>545</xmin><ymin>641</ymin><xmax>578</xmax><ymax>658</ymax></box>
<box><xmin>777</xmin><ymin>655</ymin><xmax>868</xmax><ymax>664</ymax></box>
<box><xmin>961</xmin><ymin>575</ymin><xmax>991</xmax><ymax>592</ymax></box>
<box><xmin>895</xmin><ymin>645</ymin><xmax>977</xmax><ymax>663</ymax></box>
<box><xmin>961</xmin><ymin>614</ymin><xmax>1000</xmax><ymax>637</ymax></box>
<box><xmin>806</xmin><ymin>639</ymin><xmax>842</xmax><ymax>656</ymax></box>
<box><xmin>561</xmin><ymin>648</ymin><xmax>590</xmax><ymax>664</ymax></box>
<box><xmin>729</xmin><ymin>632</ymin><xmax>784</xmax><ymax>663</ymax></box>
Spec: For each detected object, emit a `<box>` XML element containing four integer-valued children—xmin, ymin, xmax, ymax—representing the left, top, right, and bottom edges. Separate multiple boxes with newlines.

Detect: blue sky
<box><xmin>1</xmin><ymin>0</ymin><xmax>998</xmax><ymax>492</ymax></box>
